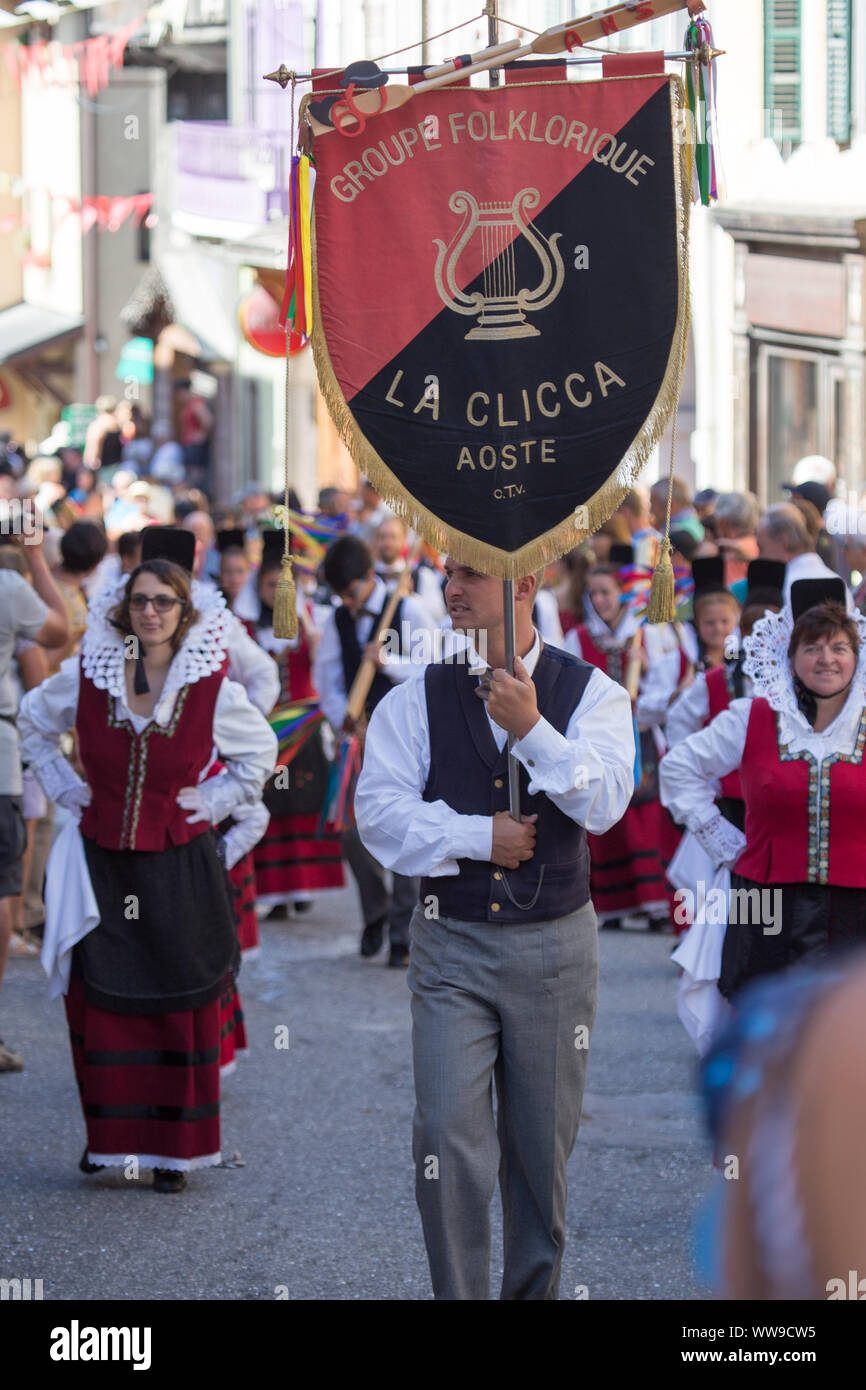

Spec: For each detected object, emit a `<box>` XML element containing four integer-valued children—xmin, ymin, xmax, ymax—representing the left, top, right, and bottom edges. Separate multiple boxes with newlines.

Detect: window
<box><xmin>764</xmin><ymin>0</ymin><xmax>801</xmax><ymax>148</ymax></box>
<box><xmin>827</xmin><ymin>0</ymin><xmax>852</xmax><ymax>146</ymax></box>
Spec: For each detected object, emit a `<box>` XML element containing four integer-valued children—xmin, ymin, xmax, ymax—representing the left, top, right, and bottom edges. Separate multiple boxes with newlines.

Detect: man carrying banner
<box><xmin>355</xmin><ymin>561</ymin><xmax>634</xmax><ymax>1298</ymax></box>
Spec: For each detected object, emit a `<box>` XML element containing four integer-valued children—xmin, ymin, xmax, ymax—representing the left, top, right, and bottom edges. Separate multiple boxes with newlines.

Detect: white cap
<box><xmin>791</xmin><ymin>455</ymin><xmax>836</xmax><ymax>488</ymax></box>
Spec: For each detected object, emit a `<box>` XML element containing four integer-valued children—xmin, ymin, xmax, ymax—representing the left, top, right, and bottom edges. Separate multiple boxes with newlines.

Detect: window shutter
<box><xmin>827</xmin><ymin>0</ymin><xmax>852</xmax><ymax>145</ymax></box>
<box><xmin>764</xmin><ymin>0</ymin><xmax>802</xmax><ymax>145</ymax></box>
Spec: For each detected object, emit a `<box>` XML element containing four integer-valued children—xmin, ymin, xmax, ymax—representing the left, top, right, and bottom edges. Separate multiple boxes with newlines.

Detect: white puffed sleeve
<box><xmin>193</xmin><ymin>678</ymin><xmax>278</xmax><ymax>822</ymax></box>
<box><xmin>17</xmin><ymin>657</ymin><xmax>91</xmax><ymax>805</ymax></box>
<box><xmin>225</xmin><ymin>615</ymin><xmax>280</xmax><ymax>715</ymax></box>
<box><xmin>220</xmin><ymin>799</ymin><xmax>270</xmax><ymax>871</ymax></box>
<box><xmin>659</xmin><ymin>698</ymin><xmax>751</xmax><ymax>835</ymax></box>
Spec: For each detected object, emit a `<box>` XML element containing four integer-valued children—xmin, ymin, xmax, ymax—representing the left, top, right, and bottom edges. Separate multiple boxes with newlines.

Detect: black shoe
<box><xmin>388</xmin><ymin>947</ymin><xmax>410</xmax><ymax>968</ymax></box>
<box><xmin>601</xmin><ymin>918</ymin><xmax>623</xmax><ymax>930</ymax></box>
<box><xmin>265</xmin><ymin>903</ymin><xmax>289</xmax><ymax>921</ymax></box>
<box><xmin>153</xmin><ymin>1168</ymin><xmax>187</xmax><ymax>1193</ymax></box>
<box><xmin>360</xmin><ymin>917</ymin><xmax>385</xmax><ymax>957</ymax></box>
<box><xmin>79</xmin><ymin>1146</ymin><xmax>105</xmax><ymax>1175</ymax></box>
<box><xmin>292</xmin><ymin>899</ymin><xmax>313</xmax><ymax>914</ymax></box>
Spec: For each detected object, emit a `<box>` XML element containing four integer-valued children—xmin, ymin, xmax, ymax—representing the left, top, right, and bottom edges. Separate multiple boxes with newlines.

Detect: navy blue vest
<box><xmin>335</xmin><ymin>597</ymin><xmax>406</xmax><ymax>718</ymax></box>
<box><xmin>421</xmin><ymin>644</ymin><xmax>594</xmax><ymax>923</ymax></box>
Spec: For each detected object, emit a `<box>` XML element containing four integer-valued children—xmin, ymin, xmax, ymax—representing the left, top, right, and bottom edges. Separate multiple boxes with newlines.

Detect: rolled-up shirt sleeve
<box><xmin>355</xmin><ymin>678</ymin><xmax>493</xmax><ymax>877</ymax></box>
<box><xmin>511</xmin><ymin>667</ymin><xmax>635</xmax><ymax>833</ymax></box>
<box><xmin>659</xmin><ymin>699</ymin><xmax>751</xmax><ymax>830</ymax></box>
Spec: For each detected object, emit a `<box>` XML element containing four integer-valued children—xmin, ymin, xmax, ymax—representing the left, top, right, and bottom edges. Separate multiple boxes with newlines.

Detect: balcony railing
<box><xmin>172</xmin><ymin>123</ymin><xmax>292</xmax><ymax>226</ymax></box>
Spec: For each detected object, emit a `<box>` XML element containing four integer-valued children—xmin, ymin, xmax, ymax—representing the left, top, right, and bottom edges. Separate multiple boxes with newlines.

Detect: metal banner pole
<box><xmin>502</xmin><ymin>578</ymin><xmax>521</xmax><ymax>820</ymax></box>
<box><xmin>485</xmin><ymin>0</ymin><xmax>520</xmax><ymax>822</ymax></box>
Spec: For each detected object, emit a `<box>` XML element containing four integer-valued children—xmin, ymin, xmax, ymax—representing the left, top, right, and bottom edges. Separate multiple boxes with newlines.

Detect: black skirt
<box><xmin>75</xmin><ymin>831</ymin><xmax>239</xmax><ymax>1015</ymax></box>
<box><xmin>719</xmin><ymin>875</ymin><xmax>866</xmax><ymax>1000</ymax></box>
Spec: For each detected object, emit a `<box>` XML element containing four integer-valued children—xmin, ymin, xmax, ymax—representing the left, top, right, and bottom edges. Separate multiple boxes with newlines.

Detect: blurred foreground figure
<box><xmin>699</xmin><ymin>955</ymin><xmax>866</xmax><ymax>1299</ymax></box>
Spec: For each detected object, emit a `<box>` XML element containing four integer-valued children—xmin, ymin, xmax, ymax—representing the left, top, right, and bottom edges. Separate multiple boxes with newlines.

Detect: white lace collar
<box><xmin>743</xmin><ymin>606</ymin><xmax>866</xmax><ymax>752</ymax></box>
<box><xmin>81</xmin><ymin>574</ymin><xmax>232</xmax><ymax>719</ymax></box>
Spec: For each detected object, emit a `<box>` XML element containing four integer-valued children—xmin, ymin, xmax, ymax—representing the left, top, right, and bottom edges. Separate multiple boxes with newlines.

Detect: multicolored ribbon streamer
<box><xmin>280</xmin><ymin>152</ymin><xmax>315</xmax><ymax>341</ymax></box>
<box><xmin>684</xmin><ymin>15</ymin><xmax>720</xmax><ymax>205</ymax></box>
<box><xmin>271</xmin><ymin>505</ymin><xmax>346</xmax><ymax>574</ymax></box>
<box><xmin>269</xmin><ymin>698</ymin><xmax>325</xmax><ymax>767</ymax></box>
<box><xmin>318</xmin><ymin>735</ymin><xmax>362</xmax><ymax>832</ymax></box>
<box><xmin>618</xmin><ymin>564</ymin><xmax>694</xmax><ymax>619</ymax></box>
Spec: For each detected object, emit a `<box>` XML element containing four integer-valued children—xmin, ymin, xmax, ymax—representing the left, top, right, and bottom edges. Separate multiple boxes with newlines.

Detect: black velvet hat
<box><xmin>790</xmin><ymin>577</ymin><xmax>846</xmax><ymax>620</ymax></box>
<box><xmin>691</xmin><ymin>554</ymin><xmax>727</xmax><ymax>600</ymax></box>
<box><xmin>261</xmin><ymin>527</ymin><xmax>286</xmax><ymax>558</ymax></box>
<box><xmin>608</xmin><ymin>543</ymin><xmax>634</xmax><ymax>568</ymax></box>
<box><xmin>140</xmin><ymin>526</ymin><xmax>195</xmax><ymax>574</ymax></box>
<box><xmin>216</xmin><ymin>528</ymin><xmax>246</xmax><ymax>553</ymax></box>
<box><xmin>743</xmin><ymin>559</ymin><xmax>785</xmax><ymax>609</ymax></box>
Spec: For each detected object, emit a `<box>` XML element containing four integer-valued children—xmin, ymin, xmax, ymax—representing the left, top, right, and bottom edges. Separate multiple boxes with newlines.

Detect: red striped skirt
<box><xmin>588</xmin><ymin>800</ymin><xmax>669</xmax><ymax>921</ymax></box>
<box><xmin>254</xmin><ymin>812</ymin><xmax>344</xmax><ymax>901</ymax></box>
<box><xmin>65</xmin><ymin>974</ymin><xmax>222</xmax><ymax>1170</ymax></box>
<box><xmin>218</xmin><ymin>979</ymin><xmax>248</xmax><ymax>1075</ymax></box>
<box><xmin>229</xmin><ymin>851</ymin><xmax>259</xmax><ymax>956</ymax></box>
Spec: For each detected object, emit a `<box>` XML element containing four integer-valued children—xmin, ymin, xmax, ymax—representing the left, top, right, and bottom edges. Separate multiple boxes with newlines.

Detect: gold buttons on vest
<box><xmin>493</xmin><ymin>871</ymin><xmax>502</xmax><ymax>881</ymax></box>
<box><xmin>491</xmin><ymin>902</ymin><xmax>501</xmax><ymax>912</ymax></box>
<box><xmin>493</xmin><ymin>777</ymin><xmax>503</xmax><ymax>788</ymax></box>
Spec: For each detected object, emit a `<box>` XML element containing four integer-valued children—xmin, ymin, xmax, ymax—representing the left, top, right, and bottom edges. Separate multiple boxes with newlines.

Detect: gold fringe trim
<box><xmin>273</xmin><ymin>556</ymin><xmax>299</xmax><ymax>640</ymax></box>
<box><xmin>311</xmin><ymin>74</ymin><xmax>691</xmax><ymax>581</ymax></box>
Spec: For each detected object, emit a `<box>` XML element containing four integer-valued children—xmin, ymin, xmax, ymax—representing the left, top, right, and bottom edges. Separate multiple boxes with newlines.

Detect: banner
<box><xmin>311</xmin><ymin>73</ymin><xmax>688</xmax><ymax>578</ymax></box>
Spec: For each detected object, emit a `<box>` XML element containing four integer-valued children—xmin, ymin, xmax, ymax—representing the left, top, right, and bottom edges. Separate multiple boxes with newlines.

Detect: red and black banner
<box><xmin>311</xmin><ymin>73</ymin><xmax>687</xmax><ymax>577</ymax></box>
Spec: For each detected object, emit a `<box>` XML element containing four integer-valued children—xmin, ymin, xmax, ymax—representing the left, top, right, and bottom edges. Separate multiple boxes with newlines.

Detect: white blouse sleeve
<box><xmin>226</xmin><ymin>617</ymin><xmax>280</xmax><ymax>715</ymax></box>
<box><xmin>659</xmin><ymin>698</ymin><xmax>751</xmax><ymax>832</ymax></box>
<box><xmin>665</xmin><ymin>673</ymin><xmax>709</xmax><ymax>748</ymax></box>
<box><xmin>220</xmin><ymin>799</ymin><xmax>270</xmax><ymax>870</ymax></box>
<box><xmin>17</xmin><ymin>657</ymin><xmax>90</xmax><ymax>805</ymax></box>
<box><xmin>194</xmin><ymin>678</ymin><xmax>278</xmax><ymax>822</ymax></box>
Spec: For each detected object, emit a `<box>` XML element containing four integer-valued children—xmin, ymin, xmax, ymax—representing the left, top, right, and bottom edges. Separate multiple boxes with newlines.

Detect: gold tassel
<box><xmin>646</xmin><ymin>536</ymin><xmax>676</xmax><ymax>624</ymax></box>
<box><xmin>273</xmin><ymin>555</ymin><xmax>298</xmax><ymax>639</ymax></box>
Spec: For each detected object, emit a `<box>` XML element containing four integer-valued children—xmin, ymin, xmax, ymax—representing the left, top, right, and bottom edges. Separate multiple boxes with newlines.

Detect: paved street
<box><xmin>1</xmin><ymin>883</ymin><xmax>715</xmax><ymax>1301</ymax></box>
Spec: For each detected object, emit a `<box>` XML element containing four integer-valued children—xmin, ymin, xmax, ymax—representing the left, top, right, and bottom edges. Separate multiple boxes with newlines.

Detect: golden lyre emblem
<box><xmin>433</xmin><ymin>188</ymin><xmax>564</xmax><ymax>340</ymax></box>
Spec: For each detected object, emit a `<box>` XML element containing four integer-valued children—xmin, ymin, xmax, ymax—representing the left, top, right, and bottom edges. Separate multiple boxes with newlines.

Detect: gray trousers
<box><xmin>341</xmin><ymin>827</ymin><xmax>418</xmax><ymax>949</ymax></box>
<box><xmin>408</xmin><ymin>899</ymin><xmax>598</xmax><ymax>1300</ymax></box>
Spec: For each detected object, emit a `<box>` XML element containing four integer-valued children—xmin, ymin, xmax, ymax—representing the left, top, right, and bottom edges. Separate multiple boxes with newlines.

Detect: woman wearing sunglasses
<box><xmin>18</xmin><ymin>557</ymin><xmax>277</xmax><ymax>1193</ymax></box>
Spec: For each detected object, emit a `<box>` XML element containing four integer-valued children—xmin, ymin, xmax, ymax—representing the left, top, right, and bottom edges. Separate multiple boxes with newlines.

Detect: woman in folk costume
<box><xmin>18</xmin><ymin>546</ymin><xmax>277</xmax><ymax>1192</ymax></box>
<box><xmin>664</xmin><ymin>562</ymin><xmax>785</xmax><ymax>1049</ymax></box>
<box><xmin>137</xmin><ymin>527</ymin><xmax>275</xmax><ymax>1056</ymax></box>
<box><xmin>252</xmin><ymin>529</ymin><xmax>345</xmax><ymax>916</ymax></box>
<box><xmin>565</xmin><ymin>544</ymin><xmax>692</xmax><ymax>930</ymax></box>
<box><xmin>667</xmin><ymin>560</ymin><xmax>787</xmax><ymax>828</ymax></box>
<box><xmin>661</xmin><ymin>577</ymin><xmax>866</xmax><ymax>1003</ymax></box>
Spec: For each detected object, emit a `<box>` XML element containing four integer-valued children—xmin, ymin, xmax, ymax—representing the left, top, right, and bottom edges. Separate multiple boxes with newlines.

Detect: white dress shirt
<box><xmin>355</xmin><ymin>628</ymin><xmax>635</xmax><ymax>878</ymax></box>
<box><xmin>313</xmin><ymin>575</ymin><xmax>436</xmax><ymax>731</ymax></box>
